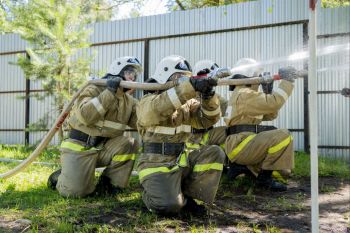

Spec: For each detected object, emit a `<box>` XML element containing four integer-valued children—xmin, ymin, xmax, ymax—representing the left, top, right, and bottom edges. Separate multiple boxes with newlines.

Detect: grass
<box><xmin>293</xmin><ymin>151</ymin><xmax>350</xmax><ymax>180</ymax></box>
<box><xmin>0</xmin><ymin>146</ymin><xmax>349</xmax><ymax>232</ymax></box>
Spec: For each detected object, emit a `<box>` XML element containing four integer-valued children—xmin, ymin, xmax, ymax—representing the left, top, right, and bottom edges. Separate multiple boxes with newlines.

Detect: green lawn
<box><xmin>0</xmin><ymin>146</ymin><xmax>349</xmax><ymax>232</ymax></box>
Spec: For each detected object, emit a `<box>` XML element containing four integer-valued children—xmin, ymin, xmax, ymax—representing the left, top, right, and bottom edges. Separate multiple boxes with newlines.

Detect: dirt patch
<box><xmin>0</xmin><ymin>217</ymin><xmax>31</xmax><ymax>233</ymax></box>
<box><xmin>80</xmin><ymin>177</ymin><xmax>350</xmax><ymax>232</ymax></box>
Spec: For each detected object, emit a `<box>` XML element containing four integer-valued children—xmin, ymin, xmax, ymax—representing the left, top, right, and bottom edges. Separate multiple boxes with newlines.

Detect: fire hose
<box><xmin>3</xmin><ymin>70</ymin><xmax>348</xmax><ymax>179</ymax></box>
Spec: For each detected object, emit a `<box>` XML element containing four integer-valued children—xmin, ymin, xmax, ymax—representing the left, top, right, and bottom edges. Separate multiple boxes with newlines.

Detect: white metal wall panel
<box><xmin>317</xmin><ymin>35</ymin><xmax>350</xmax><ymax>159</ymax></box>
<box><xmin>88</xmin><ymin>42</ymin><xmax>144</xmax><ymax>76</ymax></box>
<box><xmin>0</xmin><ymin>132</ymin><xmax>24</xmax><ymax>144</ymax></box>
<box><xmin>89</xmin><ymin>0</ymin><xmax>308</xmax><ymax>44</ymax></box>
<box><xmin>0</xmin><ymin>93</ymin><xmax>25</xmax><ymax>129</ymax></box>
<box><xmin>0</xmin><ymin>34</ymin><xmax>27</xmax><ymax>54</ymax></box>
<box><xmin>0</xmin><ymin>93</ymin><xmax>25</xmax><ymax>144</ymax></box>
<box><xmin>318</xmin><ymin>7</ymin><xmax>350</xmax><ymax>35</ymax></box>
<box><xmin>28</xmin><ymin>95</ymin><xmax>60</xmax><ymax>145</ymax></box>
<box><xmin>0</xmin><ymin>1</ymin><xmax>349</xmax><ymax>158</ymax></box>
<box><xmin>0</xmin><ymin>54</ymin><xmax>26</xmax><ymax>91</ymax></box>
<box><xmin>149</xmin><ymin>24</ymin><xmax>305</xmax><ymax>150</ymax></box>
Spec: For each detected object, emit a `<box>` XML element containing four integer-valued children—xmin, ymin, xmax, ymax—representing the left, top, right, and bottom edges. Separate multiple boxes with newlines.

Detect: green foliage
<box><xmin>293</xmin><ymin>151</ymin><xmax>350</xmax><ymax>179</ymax></box>
<box><xmin>170</xmin><ymin>0</ymin><xmax>254</xmax><ymax>10</ymax></box>
<box><xmin>322</xmin><ymin>0</ymin><xmax>350</xmax><ymax>7</ymax></box>
<box><xmin>6</xmin><ymin>0</ymin><xmax>102</xmax><ymax>137</ymax></box>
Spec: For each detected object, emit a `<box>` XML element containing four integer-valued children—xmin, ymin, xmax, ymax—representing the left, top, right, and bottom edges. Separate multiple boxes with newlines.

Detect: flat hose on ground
<box><xmin>0</xmin><ymin>73</ymin><xmax>307</xmax><ymax>179</ymax></box>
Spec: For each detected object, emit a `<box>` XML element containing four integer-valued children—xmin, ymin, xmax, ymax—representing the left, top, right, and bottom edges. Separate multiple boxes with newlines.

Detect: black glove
<box><xmin>190</xmin><ymin>77</ymin><xmax>217</xmax><ymax>99</ymax></box>
<box><xmin>196</xmin><ymin>68</ymin><xmax>210</xmax><ymax>76</ymax></box>
<box><xmin>278</xmin><ymin>66</ymin><xmax>298</xmax><ymax>83</ymax></box>
<box><xmin>106</xmin><ymin>75</ymin><xmax>122</xmax><ymax>94</ymax></box>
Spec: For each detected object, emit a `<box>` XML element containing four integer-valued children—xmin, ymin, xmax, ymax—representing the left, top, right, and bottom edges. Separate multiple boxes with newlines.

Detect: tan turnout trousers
<box><xmin>57</xmin><ymin>136</ymin><xmax>138</xmax><ymax>197</ymax></box>
<box><xmin>224</xmin><ymin>80</ymin><xmax>295</xmax><ymax>174</ymax></box>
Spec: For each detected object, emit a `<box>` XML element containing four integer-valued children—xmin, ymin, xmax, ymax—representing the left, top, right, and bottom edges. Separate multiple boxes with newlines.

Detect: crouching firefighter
<box><xmin>136</xmin><ymin>55</ymin><xmax>226</xmax><ymax>215</ymax></box>
<box><xmin>47</xmin><ymin>56</ymin><xmax>143</xmax><ymax>198</ymax></box>
<box><xmin>186</xmin><ymin>60</ymin><xmax>229</xmax><ymax>152</ymax></box>
<box><xmin>224</xmin><ymin>58</ymin><xmax>298</xmax><ymax>192</ymax></box>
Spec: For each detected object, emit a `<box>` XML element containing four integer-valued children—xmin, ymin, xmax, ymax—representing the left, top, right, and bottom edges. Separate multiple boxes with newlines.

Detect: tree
<box><xmin>169</xmin><ymin>0</ymin><xmax>254</xmax><ymax>10</ymax></box>
<box><xmin>169</xmin><ymin>0</ymin><xmax>350</xmax><ymax>10</ymax></box>
<box><xmin>322</xmin><ymin>0</ymin><xmax>350</xmax><ymax>7</ymax></box>
<box><xmin>8</xmin><ymin>0</ymin><xmax>101</xmax><ymax>141</ymax></box>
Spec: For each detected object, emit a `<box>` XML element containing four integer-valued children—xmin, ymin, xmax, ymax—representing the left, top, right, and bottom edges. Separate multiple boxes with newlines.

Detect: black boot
<box><xmin>47</xmin><ymin>169</ymin><xmax>61</xmax><ymax>190</ymax></box>
<box><xmin>182</xmin><ymin>196</ymin><xmax>207</xmax><ymax>214</ymax></box>
<box><xmin>227</xmin><ymin>162</ymin><xmax>254</xmax><ymax>179</ymax></box>
<box><xmin>94</xmin><ymin>175</ymin><xmax>122</xmax><ymax>196</ymax></box>
<box><xmin>256</xmin><ymin>170</ymin><xmax>287</xmax><ymax>192</ymax></box>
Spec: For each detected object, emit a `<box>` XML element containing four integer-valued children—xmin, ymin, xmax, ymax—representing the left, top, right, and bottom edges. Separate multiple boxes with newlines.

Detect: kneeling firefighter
<box><xmin>48</xmin><ymin>56</ymin><xmax>142</xmax><ymax>197</ymax></box>
<box><xmin>224</xmin><ymin>58</ymin><xmax>298</xmax><ymax>192</ymax></box>
<box><xmin>186</xmin><ymin>60</ymin><xmax>229</xmax><ymax>151</ymax></box>
<box><xmin>136</xmin><ymin>55</ymin><xmax>226</xmax><ymax>215</ymax></box>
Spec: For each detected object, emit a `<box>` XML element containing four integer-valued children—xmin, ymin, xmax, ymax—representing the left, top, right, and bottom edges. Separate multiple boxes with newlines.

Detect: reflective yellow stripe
<box><xmin>200</xmin><ymin>132</ymin><xmax>209</xmax><ymax>145</ymax></box>
<box><xmin>220</xmin><ymin>143</ymin><xmax>225</xmax><ymax>150</ymax></box>
<box><xmin>60</xmin><ymin>141</ymin><xmax>96</xmax><ymax>152</ymax></box>
<box><xmin>178</xmin><ymin>153</ymin><xmax>187</xmax><ymax>167</ymax></box>
<box><xmin>193</xmin><ymin>163</ymin><xmax>223</xmax><ymax>172</ymax></box>
<box><xmin>113</xmin><ymin>154</ymin><xmax>136</xmax><ymax>162</ymax></box>
<box><xmin>227</xmin><ymin>134</ymin><xmax>256</xmax><ymax>161</ymax></box>
<box><xmin>268</xmin><ymin>136</ymin><xmax>293</xmax><ymax>154</ymax></box>
<box><xmin>139</xmin><ymin>166</ymin><xmax>179</xmax><ymax>181</ymax></box>
<box><xmin>186</xmin><ymin>142</ymin><xmax>200</xmax><ymax>150</ymax></box>
<box><xmin>272</xmin><ymin>171</ymin><xmax>287</xmax><ymax>184</ymax></box>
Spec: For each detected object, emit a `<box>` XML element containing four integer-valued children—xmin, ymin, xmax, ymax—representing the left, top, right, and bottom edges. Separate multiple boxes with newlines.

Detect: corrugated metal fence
<box><xmin>0</xmin><ymin>0</ymin><xmax>349</xmax><ymax>159</ymax></box>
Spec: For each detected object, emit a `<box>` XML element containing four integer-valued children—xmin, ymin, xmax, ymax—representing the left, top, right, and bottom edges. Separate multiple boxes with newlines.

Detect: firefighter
<box><xmin>47</xmin><ymin>56</ymin><xmax>143</xmax><ymax>198</ymax></box>
<box><xmin>136</xmin><ymin>55</ymin><xmax>226</xmax><ymax>215</ymax></box>
<box><xmin>186</xmin><ymin>60</ymin><xmax>229</xmax><ymax>151</ymax></box>
<box><xmin>224</xmin><ymin>58</ymin><xmax>298</xmax><ymax>191</ymax></box>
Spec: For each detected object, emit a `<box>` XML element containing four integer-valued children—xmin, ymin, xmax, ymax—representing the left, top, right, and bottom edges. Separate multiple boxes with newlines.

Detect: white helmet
<box><xmin>231</xmin><ymin>58</ymin><xmax>262</xmax><ymax>77</ymax></box>
<box><xmin>107</xmin><ymin>56</ymin><xmax>143</xmax><ymax>76</ymax></box>
<box><xmin>152</xmin><ymin>55</ymin><xmax>192</xmax><ymax>84</ymax></box>
<box><xmin>193</xmin><ymin>60</ymin><xmax>219</xmax><ymax>75</ymax></box>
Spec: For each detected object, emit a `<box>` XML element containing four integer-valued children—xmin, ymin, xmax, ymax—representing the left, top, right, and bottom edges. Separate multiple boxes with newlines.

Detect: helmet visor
<box><xmin>127</xmin><ymin>57</ymin><xmax>141</xmax><ymax>65</ymax></box>
<box><xmin>210</xmin><ymin>63</ymin><xmax>219</xmax><ymax>70</ymax></box>
<box><xmin>175</xmin><ymin>60</ymin><xmax>192</xmax><ymax>72</ymax></box>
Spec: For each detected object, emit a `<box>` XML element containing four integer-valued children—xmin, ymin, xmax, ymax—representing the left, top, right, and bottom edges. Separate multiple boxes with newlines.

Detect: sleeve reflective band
<box><xmin>95</xmin><ymin>120</ymin><xmax>127</xmax><ymax>130</ymax></box>
<box><xmin>166</xmin><ymin>88</ymin><xmax>182</xmax><ymax>109</ymax></box>
<box><xmin>227</xmin><ymin>134</ymin><xmax>256</xmax><ymax>161</ymax></box>
<box><xmin>220</xmin><ymin>143</ymin><xmax>225</xmax><ymax>150</ymax></box>
<box><xmin>193</xmin><ymin>163</ymin><xmax>223</xmax><ymax>172</ymax></box>
<box><xmin>201</xmin><ymin>106</ymin><xmax>221</xmax><ymax>116</ymax></box>
<box><xmin>186</xmin><ymin>142</ymin><xmax>200</xmax><ymax>150</ymax></box>
<box><xmin>177</xmin><ymin>152</ymin><xmax>188</xmax><ymax>167</ymax></box>
<box><xmin>60</xmin><ymin>141</ymin><xmax>96</xmax><ymax>152</ymax></box>
<box><xmin>268</xmin><ymin>135</ymin><xmax>293</xmax><ymax>154</ymax></box>
<box><xmin>274</xmin><ymin>88</ymin><xmax>289</xmax><ymax>102</ymax></box>
<box><xmin>112</xmin><ymin>154</ymin><xmax>136</xmax><ymax>162</ymax></box>
<box><xmin>138</xmin><ymin>165</ymin><xmax>179</xmax><ymax>181</ymax></box>
<box><xmin>91</xmin><ymin>97</ymin><xmax>106</xmax><ymax>116</ymax></box>
<box><xmin>200</xmin><ymin>132</ymin><xmax>209</xmax><ymax>145</ymax></box>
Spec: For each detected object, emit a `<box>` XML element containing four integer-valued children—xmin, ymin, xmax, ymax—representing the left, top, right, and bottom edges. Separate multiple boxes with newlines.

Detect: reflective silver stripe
<box><xmin>95</xmin><ymin>120</ymin><xmax>127</xmax><ymax>130</ymax></box>
<box><xmin>91</xmin><ymin>98</ymin><xmax>106</xmax><ymax>116</ymax></box>
<box><xmin>251</xmin><ymin>114</ymin><xmax>263</xmax><ymax>120</ymax></box>
<box><xmin>175</xmin><ymin>124</ymin><xmax>191</xmax><ymax>134</ymax></box>
<box><xmin>274</xmin><ymin>88</ymin><xmax>289</xmax><ymax>102</ymax></box>
<box><xmin>201</xmin><ymin>106</ymin><xmax>221</xmax><ymax>116</ymax></box>
<box><xmin>147</xmin><ymin>124</ymin><xmax>191</xmax><ymax>135</ymax></box>
<box><xmin>225</xmin><ymin>106</ymin><xmax>232</xmax><ymax>117</ymax></box>
<box><xmin>166</xmin><ymin>88</ymin><xmax>182</xmax><ymax>109</ymax></box>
